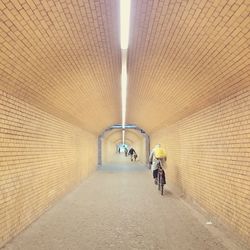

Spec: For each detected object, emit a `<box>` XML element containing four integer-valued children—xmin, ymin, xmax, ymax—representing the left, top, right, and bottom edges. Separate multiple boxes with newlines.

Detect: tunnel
<box><xmin>0</xmin><ymin>0</ymin><xmax>249</xmax><ymax>249</ymax></box>
<box><xmin>99</xmin><ymin>124</ymin><xmax>149</xmax><ymax>165</ymax></box>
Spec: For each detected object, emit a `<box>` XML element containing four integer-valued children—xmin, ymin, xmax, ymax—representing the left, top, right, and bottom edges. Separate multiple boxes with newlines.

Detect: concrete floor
<box><xmin>2</xmin><ymin>162</ymin><xmax>246</xmax><ymax>250</ymax></box>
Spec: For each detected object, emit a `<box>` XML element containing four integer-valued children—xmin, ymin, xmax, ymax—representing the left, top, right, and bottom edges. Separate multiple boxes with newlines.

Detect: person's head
<box><xmin>155</xmin><ymin>144</ymin><xmax>161</xmax><ymax>148</ymax></box>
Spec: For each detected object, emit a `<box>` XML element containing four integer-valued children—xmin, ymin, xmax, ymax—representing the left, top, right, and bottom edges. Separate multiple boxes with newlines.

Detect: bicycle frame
<box><xmin>156</xmin><ymin>160</ymin><xmax>164</xmax><ymax>195</ymax></box>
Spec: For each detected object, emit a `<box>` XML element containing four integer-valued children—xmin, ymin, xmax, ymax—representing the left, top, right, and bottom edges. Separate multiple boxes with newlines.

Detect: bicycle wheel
<box><xmin>161</xmin><ymin>184</ymin><xmax>164</xmax><ymax>195</ymax></box>
<box><xmin>158</xmin><ymin>173</ymin><xmax>160</xmax><ymax>190</ymax></box>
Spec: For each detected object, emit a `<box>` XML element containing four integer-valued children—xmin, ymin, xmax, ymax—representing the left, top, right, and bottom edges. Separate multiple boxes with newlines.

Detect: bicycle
<box><xmin>156</xmin><ymin>160</ymin><xmax>166</xmax><ymax>195</ymax></box>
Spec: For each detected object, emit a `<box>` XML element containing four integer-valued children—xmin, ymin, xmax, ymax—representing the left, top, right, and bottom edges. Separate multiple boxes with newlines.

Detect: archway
<box><xmin>98</xmin><ymin>124</ymin><xmax>150</xmax><ymax>166</ymax></box>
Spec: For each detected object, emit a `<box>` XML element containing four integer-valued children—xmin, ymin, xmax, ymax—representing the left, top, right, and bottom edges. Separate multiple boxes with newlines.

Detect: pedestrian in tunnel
<box><xmin>134</xmin><ymin>152</ymin><xmax>138</xmax><ymax>161</ymax></box>
<box><xmin>128</xmin><ymin>147</ymin><xmax>137</xmax><ymax>161</ymax></box>
<box><xmin>124</xmin><ymin>147</ymin><xmax>128</xmax><ymax>157</ymax></box>
<box><xmin>149</xmin><ymin>144</ymin><xmax>167</xmax><ymax>185</ymax></box>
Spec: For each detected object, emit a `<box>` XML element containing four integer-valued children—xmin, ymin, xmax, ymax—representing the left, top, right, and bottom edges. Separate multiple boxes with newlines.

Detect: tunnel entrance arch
<box><xmin>98</xmin><ymin>124</ymin><xmax>150</xmax><ymax>166</ymax></box>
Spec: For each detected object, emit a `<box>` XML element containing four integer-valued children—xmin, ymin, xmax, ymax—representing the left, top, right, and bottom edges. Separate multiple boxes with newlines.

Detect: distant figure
<box><xmin>134</xmin><ymin>153</ymin><xmax>138</xmax><ymax>161</ymax></box>
<box><xmin>128</xmin><ymin>147</ymin><xmax>137</xmax><ymax>161</ymax></box>
<box><xmin>124</xmin><ymin>147</ymin><xmax>128</xmax><ymax>157</ymax></box>
<box><xmin>118</xmin><ymin>147</ymin><xmax>120</xmax><ymax>154</ymax></box>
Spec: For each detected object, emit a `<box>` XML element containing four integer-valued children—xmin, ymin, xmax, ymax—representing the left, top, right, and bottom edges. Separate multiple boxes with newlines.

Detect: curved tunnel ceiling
<box><xmin>0</xmin><ymin>1</ymin><xmax>248</xmax><ymax>134</ymax></box>
<box><xmin>114</xmin><ymin>139</ymin><xmax>133</xmax><ymax>145</ymax></box>
<box><xmin>0</xmin><ymin>0</ymin><xmax>121</xmax><ymax>134</ymax></box>
<box><xmin>104</xmin><ymin>129</ymin><xmax>142</xmax><ymax>144</ymax></box>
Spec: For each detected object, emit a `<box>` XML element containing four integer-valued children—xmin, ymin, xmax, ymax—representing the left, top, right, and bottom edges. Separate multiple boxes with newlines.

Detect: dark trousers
<box><xmin>153</xmin><ymin>169</ymin><xmax>158</xmax><ymax>178</ymax></box>
<box><xmin>153</xmin><ymin>169</ymin><xmax>166</xmax><ymax>184</ymax></box>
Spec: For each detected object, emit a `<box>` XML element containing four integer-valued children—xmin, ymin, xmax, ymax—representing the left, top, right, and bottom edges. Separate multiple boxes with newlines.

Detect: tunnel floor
<box><xmin>3</xmin><ymin>163</ymin><xmax>244</xmax><ymax>250</ymax></box>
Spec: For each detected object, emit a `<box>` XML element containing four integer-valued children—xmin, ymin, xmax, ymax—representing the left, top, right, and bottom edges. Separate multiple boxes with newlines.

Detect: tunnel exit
<box><xmin>98</xmin><ymin>125</ymin><xmax>150</xmax><ymax>166</ymax></box>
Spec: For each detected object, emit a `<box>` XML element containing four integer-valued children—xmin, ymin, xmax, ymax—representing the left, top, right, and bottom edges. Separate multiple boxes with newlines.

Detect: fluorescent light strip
<box><xmin>121</xmin><ymin>50</ymin><xmax>127</xmax><ymax>129</ymax></box>
<box><xmin>122</xmin><ymin>130</ymin><xmax>125</xmax><ymax>145</ymax></box>
<box><xmin>120</xmin><ymin>0</ymin><xmax>131</xmax><ymax>145</ymax></box>
<box><xmin>120</xmin><ymin>0</ymin><xmax>131</xmax><ymax>50</ymax></box>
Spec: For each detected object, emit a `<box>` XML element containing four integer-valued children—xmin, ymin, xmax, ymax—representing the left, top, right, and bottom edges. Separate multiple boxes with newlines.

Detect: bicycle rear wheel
<box><xmin>161</xmin><ymin>184</ymin><xmax>164</xmax><ymax>195</ymax></box>
<box><xmin>158</xmin><ymin>174</ymin><xmax>160</xmax><ymax>190</ymax></box>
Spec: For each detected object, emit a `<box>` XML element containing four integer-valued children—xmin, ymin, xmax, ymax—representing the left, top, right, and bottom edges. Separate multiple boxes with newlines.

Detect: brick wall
<box><xmin>151</xmin><ymin>88</ymin><xmax>249</xmax><ymax>241</ymax></box>
<box><xmin>0</xmin><ymin>90</ymin><xmax>97</xmax><ymax>247</ymax></box>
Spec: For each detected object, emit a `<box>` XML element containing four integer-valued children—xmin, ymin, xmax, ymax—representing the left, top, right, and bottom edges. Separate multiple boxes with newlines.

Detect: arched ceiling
<box><xmin>103</xmin><ymin>129</ymin><xmax>143</xmax><ymax>144</ymax></box>
<box><xmin>0</xmin><ymin>0</ymin><xmax>121</xmax><ymax>133</ymax></box>
<box><xmin>127</xmin><ymin>0</ymin><xmax>249</xmax><ymax>132</ymax></box>
<box><xmin>114</xmin><ymin>138</ymin><xmax>133</xmax><ymax>145</ymax></box>
<box><xmin>0</xmin><ymin>0</ymin><xmax>248</xmax><ymax>134</ymax></box>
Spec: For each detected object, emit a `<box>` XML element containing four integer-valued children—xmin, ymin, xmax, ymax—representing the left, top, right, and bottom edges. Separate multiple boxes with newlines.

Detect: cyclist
<box><xmin>149</xmin><ymin>144</ymin><xmax>167</xmax><ymax>185</ymax></box>
<box><xmin>128</xmin><ymin>147</ymin><xmax>136</xmax><ymax>161</ymax></box>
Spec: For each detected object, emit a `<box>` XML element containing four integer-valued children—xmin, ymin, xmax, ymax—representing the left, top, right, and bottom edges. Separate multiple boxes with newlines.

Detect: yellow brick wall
<box><xmin>0</xmin><ymin>90</ymin><xmax>97</xmax><ymax>247</ymax></box>
<box><xmin>151</xmin><ymin>88</ymin><xmax>249</xmax><ymax>241</ymax></box>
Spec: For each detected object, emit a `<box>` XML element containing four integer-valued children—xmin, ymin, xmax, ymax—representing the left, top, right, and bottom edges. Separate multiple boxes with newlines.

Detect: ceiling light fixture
<box><xmin>120</xmin><ymin>0</ymin><xmax>131</xmax><ymax>50</ymax></box>
<box><xmin>121</xmin><ymin>51</ymin><xmax>127</xmax><ymax>129</ymax></box>
<box><xmin>122</xmin><ymin>130</ymin><xmax>125</xmax><ymax>145</ymax></box>
<box><xmin>120</xmin><ymin>0</ymin><xmax>131</xmax><ymax>145</ymax></box>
